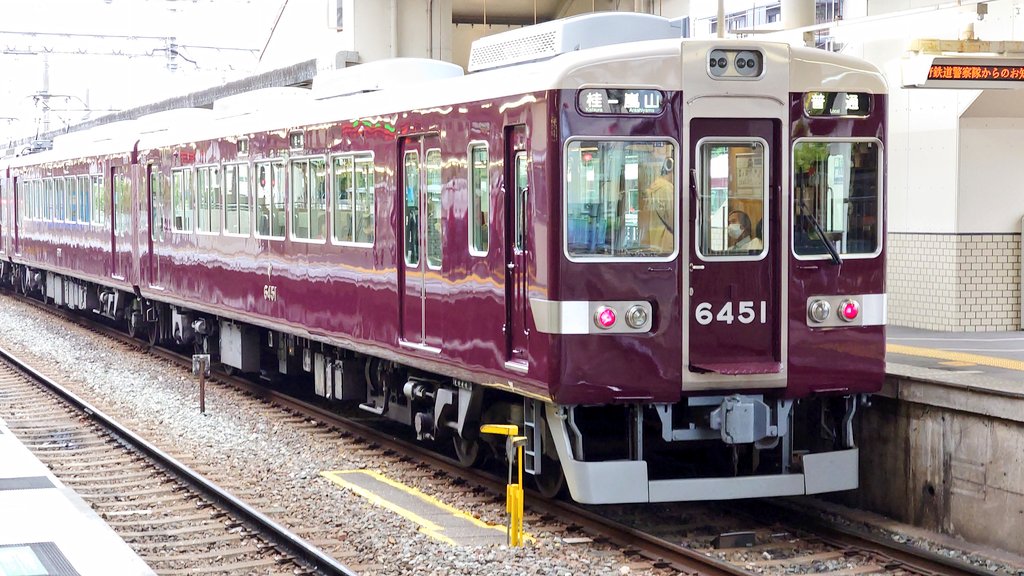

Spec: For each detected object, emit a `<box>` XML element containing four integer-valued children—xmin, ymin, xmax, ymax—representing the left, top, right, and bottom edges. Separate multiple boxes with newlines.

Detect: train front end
<box><xmin>521</xmin><ymin>15</ymin><xmax>886</xmax><ymax>503</ymax></box>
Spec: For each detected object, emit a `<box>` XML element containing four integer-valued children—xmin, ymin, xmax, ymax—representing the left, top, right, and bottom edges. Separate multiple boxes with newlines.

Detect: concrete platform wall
<box><xmin>840</xmin><ymin>370</ymin><xmax>1024</xmax><ymax>555</ymax></box>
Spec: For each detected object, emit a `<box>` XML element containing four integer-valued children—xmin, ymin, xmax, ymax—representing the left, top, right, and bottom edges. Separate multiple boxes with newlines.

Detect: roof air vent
<box><xmin>468</xmin><ymin>12</ymin><xmax>679</xmax><ymax>73</ymax></box>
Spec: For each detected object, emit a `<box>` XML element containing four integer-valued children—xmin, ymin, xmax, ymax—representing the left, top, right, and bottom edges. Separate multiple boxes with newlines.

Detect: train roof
<box><xmin>8</xmin><ymin>13</ymin><xmax>886</xmax><ymax>169</ymax></box>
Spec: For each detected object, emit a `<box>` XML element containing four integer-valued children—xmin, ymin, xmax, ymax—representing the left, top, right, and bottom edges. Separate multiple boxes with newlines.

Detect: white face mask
<box><xmin>728</xmin><ymin>223</ymin><xmax>743</xmax><ymax>240</ymax></box>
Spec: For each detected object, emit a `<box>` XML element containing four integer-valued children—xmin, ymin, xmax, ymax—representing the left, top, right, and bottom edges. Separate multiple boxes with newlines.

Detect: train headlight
<box><xmin>838</xmin><ymin>299</ymin><xmax>860</xmax><ymax>322</ymax></box>
<box><xmin>625</xmin><ymin>305</ymin><xmax>649</xmax><ymax>329</ymax></box>
<box><xmin>807</xmin><ymin>299</ymin><xmax>831</xmax><ymax>323</ymax></box>
<box><xmin>594</xmin><ymin>306</ymin><xmax>617</xmax><ymax>330</ymax></box>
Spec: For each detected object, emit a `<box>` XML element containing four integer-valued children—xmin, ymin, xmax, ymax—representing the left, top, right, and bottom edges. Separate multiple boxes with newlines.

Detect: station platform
<box><xmin>886</xmin><ymin>324</ymin><xmax>1024</xmax><ymax>386</ymax></box>
<box><xmin>0</xmin><ymin>418</ymin><xmax>154</xmax><ymax>576</ymax></box>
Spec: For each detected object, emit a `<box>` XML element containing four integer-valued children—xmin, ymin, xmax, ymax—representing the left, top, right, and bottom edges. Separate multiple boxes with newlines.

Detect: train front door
<box><xmin>686</xmin><ymin>118</ymin><xmax>783</xmax><ymax>385</ymax></box>
<box><xmin>398</xmin><ymin>135</ymin><xmax>444</xmax><ymax>351</ymax></box>
<box><xmin>504</xmin><ymin>125</ymin><xmax>529</xmax><ymax>368</ymax></box>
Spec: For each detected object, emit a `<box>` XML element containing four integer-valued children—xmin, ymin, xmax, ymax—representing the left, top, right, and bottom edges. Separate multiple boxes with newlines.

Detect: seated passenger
<box><xmin>728</xmin><ymin>209</ymin><xmax>761</xmax><ymax>251</ymax></box>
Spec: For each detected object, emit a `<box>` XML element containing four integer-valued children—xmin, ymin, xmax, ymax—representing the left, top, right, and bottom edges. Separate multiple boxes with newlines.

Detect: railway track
<box><xmin>0</xmin><ymin>291</ymin><xmax>1013</xmax><ymax>576</ymax></box>
<box><xmin>0</xmin><ymin>342</ymin><xmax>357</xmax><ymax>576</ymax></box>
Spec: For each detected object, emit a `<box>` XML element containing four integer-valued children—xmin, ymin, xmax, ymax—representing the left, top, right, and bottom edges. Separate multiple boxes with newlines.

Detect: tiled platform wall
<box><xmin>887</xmin><ymin>233</ymin><xmax>1022</xmax><ymax>331</ymax></box>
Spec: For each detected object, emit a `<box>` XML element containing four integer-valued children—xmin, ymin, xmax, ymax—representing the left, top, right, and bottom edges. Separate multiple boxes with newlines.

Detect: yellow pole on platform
<box><xmin>480</xmin><ymin>424</ymin><xmax>526</xmax><ymax>547</ymax></box>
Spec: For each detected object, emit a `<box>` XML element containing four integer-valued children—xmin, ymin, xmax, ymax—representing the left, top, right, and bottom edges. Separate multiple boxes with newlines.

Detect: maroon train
<box><xmin>0</xmin><ymin>13</ymin><xmax>887</xmax><ymax>503</ymax></box>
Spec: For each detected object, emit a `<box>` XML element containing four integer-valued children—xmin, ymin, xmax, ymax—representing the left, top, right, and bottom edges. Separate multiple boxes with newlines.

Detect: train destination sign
<box><xmin>803</xmin><ymin>91</ymin><xmax>871</xmax><ymax>117</ymax></box>
<box><xmin>578</xmin><ymin>88</ymin><xmax>663</xmax><ymax>115</ymax></box>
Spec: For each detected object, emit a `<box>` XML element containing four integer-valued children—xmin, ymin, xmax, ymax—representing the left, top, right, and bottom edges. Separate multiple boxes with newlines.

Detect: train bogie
<box><xmin>1</xmin><ymin>12</ymin><xmax>886</xmax><ymax>504</ymax></box>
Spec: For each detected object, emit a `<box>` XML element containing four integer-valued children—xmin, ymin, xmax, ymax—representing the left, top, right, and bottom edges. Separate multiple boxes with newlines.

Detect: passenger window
<box><xmin>793</xmin><ymin>140</ymin><xmax>881</xmax><ymax>258</ymax></box>
<box><xmin>150</xmin><ymin>168</ymin><xmax>166</xmax><ymax>242</ymax></box>
<box><xmin>331</xmin><ymin>154</ymin><xmax>374</xmax><ymax>245</ymax></box>
<box><xmin>425</xmin><ymin>149</ymin><xmax>442</xmax><ymax>269</ymax></box>
<box><xmin>196</xmin><ymin>166</ymin><xmax>221</xmax><ymax>234</ymax></box>
<box><xmin>67</xmin><ymin>177</ymin><xmax>78</xmax><ymax>223</ymax></box>
<box><xmin>514</xmin><ymin>153</ymin><xmax>528</xmax><ymax>251</ymax></box>
<box><xmin>469</xmin><ymin>143</ymin><xmax>489</xmax><ymax>255</ymax></box>
<box><xmin>255</xmin><ymin>161</ymin><xmax>285</xmax><ymax>238</ymax></box>
<box><xmin>172</xmin><ymin>168</ymin><xmax>193</xmax><ymax>232</ymax></box>
<box><xmin>78</xmin><ymin>176</ymin><xmax>91</xmax><ymax>224</ymax></box>
<box><xmin>224</xmin><ymin>163</ymin><xmax>251</xmax><ymax>236</ymax></box>
<box><xmin>403</xmin><ymin>151</ymin><xmax>420</xmax><ymax>266</ymax></box>
<box><xmin>697</xmin><ymin>141</ymin><xmax>767</xmax><ymax>259</ymax></box>
<box><xmin>291</xmin><ymin>158</ymin><xmax>326</xmax><ymax>241</ymax></box>
<box><xmin>56</xmin><ymin>178</ymin><xmax>66</xmax><ymax>222</ymax></box>
<box><xmin>44</xmin><ymin>179</ymin><xmax>54</xmax><ymax>221</ymax></box>
<box><xmin>114</xmin><ymin>170</ymin><xmax>131</xmax><ymax>236</ymax></box>
<box><xmin>91</xmin><ymin>175</ymin><xmax>105</xmax><ymax>226</ymax></box>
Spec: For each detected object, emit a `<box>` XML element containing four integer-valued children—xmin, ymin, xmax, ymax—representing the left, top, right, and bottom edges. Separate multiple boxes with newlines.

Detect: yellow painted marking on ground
<box><xmin>938</xmin><ymin>360</ymin><xmax>977</xmax><ymax>367</ymax></box>
<box><xmin>888</xmin><ymin>343</ymin><xmax>1024</xmax><ymax>372</ymax></box>
<box><xmin>320</xmin><ymin>469</ymin><xmax>510</xmax><ymax>545</ymax></box>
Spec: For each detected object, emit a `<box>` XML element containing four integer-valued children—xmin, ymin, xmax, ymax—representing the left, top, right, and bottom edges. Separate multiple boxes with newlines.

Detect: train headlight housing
<box><xmin>625</xmin><ymin>305</ymin><xmax>649</xmax><ymax>329</ymax></box>
<box><xmin>594</xmin><ymin>306</ymin><xmax>617</xmax><ymax>329</ymax></box>
<box><xmin>807</xmin><ymin>299</ymin><xmax>831</xmax><ymax>323</ymax></box>
<box><xmin>838</xmin><ymin>299</ymin><xmax>860</xmax><ymax>322</ymax></box>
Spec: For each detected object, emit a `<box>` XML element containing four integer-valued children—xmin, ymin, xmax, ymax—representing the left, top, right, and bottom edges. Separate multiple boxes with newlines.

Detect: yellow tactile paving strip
<box><xmin>321</xmin><ymin>469</ymin><xmax>513</xmax><ymax>546</ymax></box>
<box><xmin>888</xmin><ymin>343</ymin><xmax>1024</xmax><ymax>372</ymax></box>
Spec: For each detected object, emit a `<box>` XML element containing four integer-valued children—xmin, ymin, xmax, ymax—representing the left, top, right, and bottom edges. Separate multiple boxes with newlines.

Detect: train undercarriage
<box><xmin>6</xmin><ymin>263</ymin><xmax>867</xmax><ymax>504</ymax></box>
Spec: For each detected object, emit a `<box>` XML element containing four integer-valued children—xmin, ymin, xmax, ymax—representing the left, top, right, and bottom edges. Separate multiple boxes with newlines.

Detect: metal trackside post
<box><xmin>192</xmin><ymin>354</ymin><xmax>211</xmax><ymax>414</ymax></box>
<box><xmin>480</xmin><ymin>424</ymin><xmax>526</xmax><ymax>547</ymax></box>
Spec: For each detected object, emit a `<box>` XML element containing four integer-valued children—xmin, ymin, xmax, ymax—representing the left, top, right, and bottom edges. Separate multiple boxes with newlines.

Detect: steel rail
<box><xmin>0</xmin><ymin>339</ymin><xmax>358</xmax><ymax>576</ymax></box>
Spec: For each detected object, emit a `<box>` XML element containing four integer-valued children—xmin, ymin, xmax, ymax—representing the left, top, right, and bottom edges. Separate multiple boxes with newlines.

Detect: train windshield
<box><xmin>565</xmin><ymin>139</ymin><xmax>676</xmax><ymax>260</ymax></box>
<box><xmin>792</xmin><ymin>140</ymin><xmax>881</xmax><ymax>258</ymax></box>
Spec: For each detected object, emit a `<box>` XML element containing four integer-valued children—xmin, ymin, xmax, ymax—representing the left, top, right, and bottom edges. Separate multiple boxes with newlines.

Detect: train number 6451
<box><xmin>694</xmin><ymin>301</ymin><xmax>767</xmax><ymax>325</ymax></box>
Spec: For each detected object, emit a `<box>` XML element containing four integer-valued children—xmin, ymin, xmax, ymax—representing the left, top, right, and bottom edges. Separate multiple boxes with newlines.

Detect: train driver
<box><xmin>728</xmin><ymin>209</ymin><xmax>761</xmax><ymax>251</ymax></box>
<box><xmin>641</xmin><ymin>157</ymin><xmax>674</xmax><ymax>253</ymax></box>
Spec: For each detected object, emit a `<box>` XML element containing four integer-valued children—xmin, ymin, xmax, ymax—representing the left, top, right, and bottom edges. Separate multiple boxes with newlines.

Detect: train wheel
<box><xmin>147</xmin><ymin>310</ymin><xmax>161</xmax><ymax>347</ymax></box>
<box><xmin>532</xmin><ymin>419</ymin><xmax>566</xmax><ymax>499</ymax></box>
<box><xmin>452</xmin><ymin>435</ymin><xmax>482</xmax><ymax>468</ymax></box>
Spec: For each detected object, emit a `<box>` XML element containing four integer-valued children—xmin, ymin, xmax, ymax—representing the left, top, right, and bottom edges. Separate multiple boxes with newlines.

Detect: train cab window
<box><xmin>697</xmin><ymin>140</ymin><xmax>767</xmax><ymax>259</ymax></box>
<box><xmin>468</xmin><ymin>143</ymin><xmax>489</xmax><ymax>255</ymax></box>
<box><xmin>196</xmin><ymin>166</ymin><xmax>221</xmax><ymax>234</ymax></box>
<box><xmin>565</xmin><ymin>139</ymin><xmax>677</xmax><ymax>260</ymax></box>
<box><xmin>290</xmin><ymin>157</ymin><xmax>327</xmax><ymax>242</ymax></box>
<box><xmin>255</xmin><ymin>161</ymin><xmax>285</xmax><ymax>239</ymax></box>
<box><xmin>224</xmin><ymin>163</ymin><xmax>251</xmax><ymax>236</ymax></box>
<box><xmin>331</xmin><ymin>153</ymin><xmax>374</xmax><ymax>245</ymax></box>
<box><xmin>90</xmin><ymin>175</ymin><xmax>105</xmax><ymax>226</ymax></box>
<box><xmin>172</xmin><ymin>168</ymin><xmax>193</xmax><ymax>232</ymax></box>
<box><xmin>403</xmin><ymin>151</ymin><xmax>420</xmax><ymax>266</ymax></box>
<box><xmin>425</xmin><ymin>149</ymin><xmax>442</xmax><ymax>269</ymax></box>
<box><xmin>792</xmin><ymin>139</ymin><xmax>881</xmax><ymax>259</ymax></box>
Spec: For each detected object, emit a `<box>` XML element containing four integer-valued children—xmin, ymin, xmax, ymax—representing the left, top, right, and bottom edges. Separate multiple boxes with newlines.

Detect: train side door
<box><xmin>11</xmin><ymin>176</ymin><xmax>19</xmax><ymax>256</ymax></box>
<box><xmin>146</xmin><ymin>164</ymin><xmax>166</xmax><ymax>289</ymax></box>
<box><xmin>398</xmin><ymin>135</ymin><xmax>444</xmax><ymax>351</ymax></box>
<box><xmin>504</xmin><ymin>125</ymin><xmax>530</xmax><ymax>368</ymax></box>
<box><xmin>687</xmin><ymin>118</ymin><xmax>783</xmax><ymax>383</ymax></box>
<box><xmin>111</xmin><ymin>166</ymin><xmax>131</xmax><ymax>281</ymax></box>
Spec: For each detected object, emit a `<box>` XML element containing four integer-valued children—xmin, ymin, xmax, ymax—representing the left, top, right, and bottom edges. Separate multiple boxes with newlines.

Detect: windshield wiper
<box><xmin>799</xmin><ymin>199</ymin><xmax>842</xmax><ymax>265</ymax></box>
